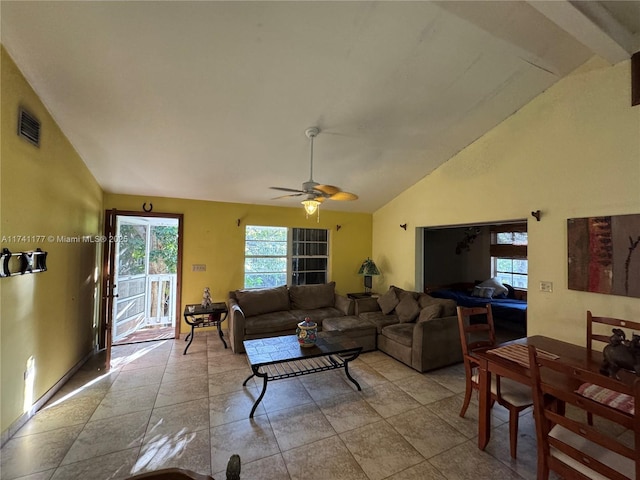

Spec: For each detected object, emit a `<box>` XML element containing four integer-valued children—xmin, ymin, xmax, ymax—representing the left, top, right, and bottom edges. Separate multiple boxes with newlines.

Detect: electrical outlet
<box><xmin>192</xmin><ymin>264</ymin><xmax>206</xmax><ymax>272</ymax></box>
<box><xmin>539</xmin><ymin>281</ymin><xmax>553</xmax><ymax>293</ymax></box>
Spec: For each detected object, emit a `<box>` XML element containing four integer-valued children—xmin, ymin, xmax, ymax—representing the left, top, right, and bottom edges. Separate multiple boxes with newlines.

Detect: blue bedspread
<box><xmin>429</xmin><ymin>289</ymin><xmax>527</xmax><ymax>329</ymax></box>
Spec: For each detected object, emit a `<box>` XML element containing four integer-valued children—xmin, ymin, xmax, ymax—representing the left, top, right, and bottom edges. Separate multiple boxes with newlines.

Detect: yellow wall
<box><xmin>104</xmin><ymin>194</ymin><xmax>373</xmax><ymax>333</ymax></box>
<box><xmin>372</xmin><ymin>57</ymin><xmax>640</xmax><ymax>346</ymax></box>
<box><xmin>1</xmin><ymin>48</ymin><xmax>104</xmax><ymax>434</ymax></box>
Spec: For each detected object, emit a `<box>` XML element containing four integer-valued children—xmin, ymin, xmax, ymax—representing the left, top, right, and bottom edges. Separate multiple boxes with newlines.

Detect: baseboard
<box><xmin>1</xmin><ymin>348</ymin><xmax>95</xmax><ymax>448</ymax></box>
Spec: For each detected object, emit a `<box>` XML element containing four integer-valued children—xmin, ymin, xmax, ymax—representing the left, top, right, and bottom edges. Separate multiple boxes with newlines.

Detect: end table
<box><xmin>183</xmin><ymin>302</ymin><xmax>228</xmax><ymax>354</ymax></box>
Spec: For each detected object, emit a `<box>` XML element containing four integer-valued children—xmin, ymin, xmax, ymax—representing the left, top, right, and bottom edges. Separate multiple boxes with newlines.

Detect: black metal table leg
<box><xmin>249</xmin><ymin>374</ymin><xmax>268</xmax><ymax>418</ymax></box>
<box><xmin>344</xmin><ymin>359</ymin><xmax>362</xmax><ymax>391</ymax></box>
<box><xmin>217</xmin><ymin>317</ymin><xmax>228</xmax><ymax>349</ymax></box>
<box><xmin>183</xmin><ymin>324</ymin><xmax>196</xmax><ymax>355</ymax></box>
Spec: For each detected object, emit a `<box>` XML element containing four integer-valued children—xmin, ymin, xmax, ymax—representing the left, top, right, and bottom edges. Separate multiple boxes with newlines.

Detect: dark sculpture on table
<box><xmin>600</xmin><ymin>328</ymin><xmax>640</xmax><ymax>379</ymax></box>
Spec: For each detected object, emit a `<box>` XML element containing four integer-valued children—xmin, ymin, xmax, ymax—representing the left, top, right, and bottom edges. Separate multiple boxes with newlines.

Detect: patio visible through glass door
<box><xmin>112</xmin><ymin>215</ymin><xmax>179</xmax><ymax>345</ymax></box>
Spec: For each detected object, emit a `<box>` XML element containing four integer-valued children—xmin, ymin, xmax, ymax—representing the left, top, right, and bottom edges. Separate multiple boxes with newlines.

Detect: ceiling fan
<box><xmin>270</xmin><ymin>127</ymin><xmax>358</xmax><ymax>217</ymax></box>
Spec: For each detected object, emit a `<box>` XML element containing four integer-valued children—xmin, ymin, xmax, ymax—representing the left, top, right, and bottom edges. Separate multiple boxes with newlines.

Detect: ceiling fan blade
<box><xmin>271</xmin><ymin>193</ymin><xmax>305</xmax><ymax>200</ymax></box>
<box><xmin>270</xmin><ymin>186</ymin><xmax>306</xmax><ymax>193</ymax></box>
<box><xmin>314</xmin><ymin>184</ymin><xmax>341</xmax><ymax>195</ymax></box>
<box><xmin>329</xmin><ymin>191</ymin><xmax>358</xmax><ymax>201</ymax></box>
<box><xmin>314</xmin><ymin>196</ymin><xmax>327</xmax><ymax>203</ymax></box>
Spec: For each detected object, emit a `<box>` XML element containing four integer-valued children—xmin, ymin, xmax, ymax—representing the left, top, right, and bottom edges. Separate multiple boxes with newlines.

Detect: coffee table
<box><xmin>242</xmin><ymin>332</ymin><xmax>362</xmax><ymax>418</ymax></box>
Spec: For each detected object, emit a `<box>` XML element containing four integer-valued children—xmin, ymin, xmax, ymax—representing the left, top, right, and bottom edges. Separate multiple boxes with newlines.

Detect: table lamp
<box><xmin>358</xmin><ymin>258</ymin><xmax>380</xmax><ymax>294</ymax></box>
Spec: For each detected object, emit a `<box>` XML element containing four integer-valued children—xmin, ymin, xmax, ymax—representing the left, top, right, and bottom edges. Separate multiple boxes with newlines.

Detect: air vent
<box><xmin>18</xmin><ymin>108</ymin><xmax>40</xmax><ymax>147</ymax></box>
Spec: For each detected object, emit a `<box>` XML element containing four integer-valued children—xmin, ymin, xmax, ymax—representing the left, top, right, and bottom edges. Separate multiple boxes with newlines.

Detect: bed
<box><xmin>427</xmin><ymin>282</ymin><xmax>527</xmax><ymax>334</ymax></box>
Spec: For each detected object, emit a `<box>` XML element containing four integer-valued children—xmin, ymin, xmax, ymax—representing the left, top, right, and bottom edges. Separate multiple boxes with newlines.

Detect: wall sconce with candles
<box><xmin>358</xmin><ymin>257</ymin><xmax>381</xmax><ymax>294</ymax></box>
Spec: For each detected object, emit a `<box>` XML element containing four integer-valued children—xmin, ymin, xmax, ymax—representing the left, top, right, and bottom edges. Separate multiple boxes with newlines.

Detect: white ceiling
<box><xmin>2</xmin><ymin>1</ymin><xmax>638</xmax><ymax>213</ymax></box>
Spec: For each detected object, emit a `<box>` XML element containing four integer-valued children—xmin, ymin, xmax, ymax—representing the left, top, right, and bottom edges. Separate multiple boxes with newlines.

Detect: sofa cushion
<box><xmin>395</xmin><ymin>295</ymin><xmax>421</xmax><ymax>323</ymax></box>
<box><xmin>381</xmin><ymin>323</ymin><xmax>414</xmax><ymax>347</ymax></box>
<box><xmin>418</xmin><ymin>293</ymin><xmax>457</xmax><ymax>317</ymax></box>
<box><xmin>417</xmin><ymin>304</ymin><xmax>442</xmax><ymax>323</ymax></box>
<box><xmin>359</xmin><ymin>311</ymin><xmax>399</xmax><ymax>333</ymax></box>
<box><xmin>377</xmin><ymin>288</ymin><xmax>399</xmax><ymax>314</ymax></box>
<box><xmin>290</xmin><ymin>307</ymin><xmax>344</xmax><ymax>323</ymax></box>
<box><xmin>392</xmin><ymin>286</ymin><xmax>420</xmax><ymax>301</ymax></box>
<box><xmin>235</xmin><ymin>285</ymin><xmax>290</xmax><ymax>317</ymax></box>
<box><xmin>244</xmin><ymin>310</ymin><xmax>298</xmax><ymax>335</ymax></box>
<box><xmin>289</xmin><ymin>282</ymin><xmax>336</xmax><ymax>310</ymax></box>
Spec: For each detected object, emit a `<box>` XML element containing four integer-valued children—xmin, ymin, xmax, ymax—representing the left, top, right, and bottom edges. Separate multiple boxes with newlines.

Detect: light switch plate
<box><xmin>192</xmin><ymin>264</ymin><xmax>206</xmax><ymax>272</ymax></box>
<box><xmin>539</xmin><ymin>281</ymin><xmax>553</xmax><ymax>293</ymax></box>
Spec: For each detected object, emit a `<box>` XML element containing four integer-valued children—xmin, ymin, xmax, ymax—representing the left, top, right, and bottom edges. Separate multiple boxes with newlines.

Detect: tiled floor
<box><xmin>2</xmin><ymin>331</ymin><xmax>547</xmax><ymax>480</ymax></box>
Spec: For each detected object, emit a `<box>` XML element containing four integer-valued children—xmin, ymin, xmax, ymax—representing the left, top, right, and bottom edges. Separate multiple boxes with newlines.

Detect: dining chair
<box><xmin>456</xmin><ymin>305</ymin><xmax>532</xmax><ymax>459</ymax></box>
<box><xmin>528</xmin><ymin>344</ymin><xmax>640</xmax><ymax>480</ymax></box>
<box><xmin>586</xmin><ymin>310</ymin><xmax>640</xmax><ymax>355</ymax></box>
<box><xmin>586</xmin><ymin>311</ymin><xmax>640</xmax><ymax>425</ymax></box>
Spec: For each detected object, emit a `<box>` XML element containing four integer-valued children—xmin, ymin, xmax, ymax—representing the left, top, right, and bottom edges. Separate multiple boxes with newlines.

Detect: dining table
<box><xmin>472</xmin><ymin>334</ymin><xmax>637</xmax><ymax>451</ymax></box>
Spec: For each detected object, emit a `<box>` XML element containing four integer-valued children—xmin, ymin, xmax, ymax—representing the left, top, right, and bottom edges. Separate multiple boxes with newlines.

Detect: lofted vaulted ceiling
<box><xmin>1</xmin><ymin>1</ymin><xmax>638</xmax><ymax>213</ymax></box>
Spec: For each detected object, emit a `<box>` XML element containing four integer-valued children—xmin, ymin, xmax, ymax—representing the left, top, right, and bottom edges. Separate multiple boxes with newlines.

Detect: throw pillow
<box><xmin>289</xmin><ymin>282</ymin><xmax>335</xmax><ymax>309</ymax></box>
<box><xmin>377</xmin><ymin>288</ymin><xmax>399</xmax><ymax>315</ymax></box>
<box><xmin>395</xmin><ymin>295</ymin><xmax>421</xmax><ymax>323</ymax></box>
<box><xmin>472</xmin><ymin>286</ymin><xmax>495</xmax><ymax>298</ymax></box>
<box><xmin>235</xmin><ymin>285</ymin><xmax>290</xmax><ymax>317</ymax></box>
<box><xmin>392</xmin><ymin>286</ymin><xmax>419</xmax><ymax>302</ymax></box>
<box><xmin>418</xmin><ymin>293</ymin><xmax>437</xmax><ymax>309</ymax></box>
<box><xmin>417</xmin><ymin>304</ymin><xmax>442</xmax><ymax>323</ymax></box>
<box><xmin>478</xmin><ymin>277</ymin><xmax>508</xmax><ymax>297</ymax></box>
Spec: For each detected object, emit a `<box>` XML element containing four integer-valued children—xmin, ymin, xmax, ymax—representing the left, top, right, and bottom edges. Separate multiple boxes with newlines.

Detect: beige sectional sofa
<box><xmin>227</xmin><ymin>282</ymin><xmax>353</xmax><ymax>353</ymax></box>
<box><xmin>355</xmin><ymin>286</ymin><xmax>463</xmax><ymax>372</ymax></box>
<box><xmin>227</xmin><ymin>283</ymin><xmax>462</xmax><ymax>373</ymax></box>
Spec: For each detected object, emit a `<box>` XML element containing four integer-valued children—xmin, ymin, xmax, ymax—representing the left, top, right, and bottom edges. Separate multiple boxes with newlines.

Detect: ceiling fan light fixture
<box><xmin>302</xmin><ymin>199</ymin><xmax>320</xmax><ymax>220</ymax></box>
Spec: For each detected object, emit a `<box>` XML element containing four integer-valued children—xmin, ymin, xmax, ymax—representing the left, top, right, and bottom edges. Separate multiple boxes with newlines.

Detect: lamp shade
<box><xmin>358</xmin><ymin>258</ymin><xmax>380</xmax><ymax>276</ymax></box>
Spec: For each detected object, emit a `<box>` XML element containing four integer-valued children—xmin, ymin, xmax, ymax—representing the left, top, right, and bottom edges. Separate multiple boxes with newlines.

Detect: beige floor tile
<box><xmin>425</xmin><ymin>393</ymin><xmax>506</xmax><ymax>439</ymax></box>
<box><xmin>209</xmin><ymin>415</ymin><xmax>280</xmax><ymax>473</ymax></box>
<box><xmin>144</xmin><ymin>398</ymin><xmax>210</xmax><ymax>445</ymax></box>
<box><xmin>259</xmin><ymin>378</ymin><xmax>315</xmax><ymax>414</ymax></box>
<box><xmin>340</xmin><ymin>420</ymin><xmax>424</xmax><ymax>480</ymax></box>
<box><xmin>282</xmin><ymin>436</ymin><xmax>369</xmax><ymax>480</ymax></box>
<box><xmin>385</xmin><ymin>460</ymin><xmax>447</xmax><ymax>480</ymax></box>
<box><xmin>224</xmin><ymin>453</ymin><xmax>290</xmax><ymax>480</ymax></box>
<box><xmin>394</xmin><ymin>374</ymin><xmax>456</xmax><ymax>405</ymax></box>
<box><xmin>61</xmin><ymin>410</ymin><xmax>151</xmax><ymax>465</ymax></box>
<box><xmin>208</xmin><ymin>369</ymin><xmax>254</xmax><ymax>397</ymax></box>
<box><xmin>12</xmin><ymin>469</ymin><xmax>56</xmax><ymax>480</ymax></box>
<box><xmin>356</xmin><ymin>350</ymin><xmax>392</xmax><ymax>365</ymax></box>
<box><xmin>90</xmin><ymin>384</ymin><xmax>159</xmax><ymax>421</ymax></box>
<box><xmin>154</xmin><ymin>375</ymin><xmax>209</xmax><ymax>408</ymax></box>
<box><xmin>484</xmin><ymin>419</ymin><xmax>538</xmax><ymax>480</ymax></box>
<box><xmin>387</xmin><ymin>406</ymin><xmax>468</xmax><ymax>459</ymax></box>
<box><xmin>268</xmin><ymin>403</ymin><xmax>337</xmax><ymax>452</ymax></box>
<box><xmin>424</xmin><ymin>363</ymin><xmax>468</xmax><ymax>394</ymax></box>
<box><xmin>429</xmin><ymin>440</ymin><xmax>525</xmax><ymax>479</ymax></box>
<box><xmin>369</xmin><ymin>358</ymin><xmax>421</xmax><ymax>382</ymax></box>
<box><xmin>110</xmin><ymin>365</ymin><xmax>165</xmax><ymax>390</ymax></box>
<box><xmin>361</xmin><ymin>382</ymin><xmax>421</xmax><ymax>418</ymax></box>
<box><xmin>161</xmin><ymin>368</ymin><xmax>208</xmax><ymax>385</ymax></box>
<box><xmin>136</xmin><ymin>428</ymin><xmax>211</xmax><ymax>476</ymax></box>
<box><xmin>299</xmin><ymin>370</ymin><xmax>356</xmax><ymax>402</ymax></box>
<box><xmin>209</xmin><ymin>387</ymin><xmax>264</xmax><ymax>427</ymax></box>
<box><xmin>14</xmin><ymin>393</ymin><xmax>102</xmax><ymax>437</ymax></box>
<box><xmin>50</xmin><ymin>447</ymin><xmax>139</xmax><ymax>480</ymax></box>
<box><xmin>345</xmin><ymin>362</ymin><xmax>391</xmax><ymax>389</ymax></box>
<box><xmin>207</xmin><ymin>352</ymin><xmax>249</xmax><ymax>374</ymax></box>
<box><xmin>316</xmin><ymin>391</ymin><xmax>383</xmax><ymax>434</ymax></box>
<box><xmin>0</xmin><ymin>425</ymin><xmax>83</xmax><ymax>480</ymax></box>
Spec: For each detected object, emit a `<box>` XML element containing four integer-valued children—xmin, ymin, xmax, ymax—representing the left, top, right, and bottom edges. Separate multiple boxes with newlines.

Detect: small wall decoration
<box><xmin>568</xmin><ymin>214</ymin><xmax>640</xmax><ymax>298</ymax></box>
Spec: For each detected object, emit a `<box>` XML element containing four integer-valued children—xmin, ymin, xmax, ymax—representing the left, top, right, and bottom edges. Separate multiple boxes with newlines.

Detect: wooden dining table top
<box><xmin>472</xmin><ymin>334</ymin><xmax>638</xmax><ymax>451</ymax></box>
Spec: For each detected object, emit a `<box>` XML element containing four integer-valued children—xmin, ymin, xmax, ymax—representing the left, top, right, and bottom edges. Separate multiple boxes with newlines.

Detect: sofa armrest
<box><xmin>411</xmin><ymin>315</ymin><xmax>463</xmax><ymax>372</ymax></box>
<box><xmin>334</xmin><ymin>294</ymin><xmax>354</xmax><ymax>315</ymax></box>
<box><xmin>227</xmin><ymin>298</ymin><xmax>247</xmax><ymax>353</ymax></box>
<box><xmin>354</xmin><ymin>297</ymin><xmax>380</xmax><ymax>316</ymax></box>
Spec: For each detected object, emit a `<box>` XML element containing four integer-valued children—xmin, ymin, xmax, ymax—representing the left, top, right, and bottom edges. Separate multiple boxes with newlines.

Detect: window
<box><xmin>491</xmin><ymin>224</ymin><xmax>528</xmax><ymax>290</ymax></box>
<box><xmin>244</xmin><ymin>226</ymin><xmax>329</xmax><ymax>289</ymax></box>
